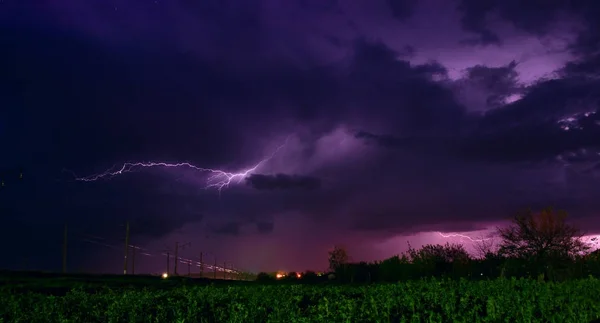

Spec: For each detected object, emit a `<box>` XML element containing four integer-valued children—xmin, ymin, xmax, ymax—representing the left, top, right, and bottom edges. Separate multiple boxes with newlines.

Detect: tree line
<box><xmin>258</xmin><ymin>207</ymin><xmax>600</xmax><ymax>283</ymax></box>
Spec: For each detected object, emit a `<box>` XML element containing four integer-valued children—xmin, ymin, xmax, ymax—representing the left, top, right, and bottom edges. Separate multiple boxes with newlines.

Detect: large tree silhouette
<box><xmin>328</xmin><ymin>245</ymin><xmax>349</xmax><ymax>272</ymax></box>
<box><xmin>497</xmin><ymin>207</ymin><xmax>590</xmax><ymax>260</ymax></box>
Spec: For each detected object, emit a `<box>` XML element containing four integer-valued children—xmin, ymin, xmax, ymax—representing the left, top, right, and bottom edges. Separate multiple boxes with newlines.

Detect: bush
<box><xmin>255</xmin><ymin>272</ymin><xmax>274</xmax><ymax>282</ymax></box>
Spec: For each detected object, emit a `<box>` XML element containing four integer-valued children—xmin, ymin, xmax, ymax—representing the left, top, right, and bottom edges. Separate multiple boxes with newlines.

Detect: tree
<box><xmin>407</xmin><ymin>242</ymin><xmax>471</xmax><ymax>278</ymax></box>
<box><xmin>285</xmin><ymin>272</ymin><xmax>299</xmax><ymax>281</ymax></box>
<box><xmin>472</xmin><ymin>234</ymin><xmax>498</xmax><ymax>259</ymax></box>
<box><xmin>301</xmin><ymin>270</ymin><xmax>319</xmax><ymax>282</ymax></box>
<box><xmin>497</xmin><ymin>207</ymin><xmax>591</xmax><ymax>281</ymax></box>
<box><xmin>497</xmin><ymin>207</ymin><xmax>590</xmax><ymax>260</ymax></box>
<box><xmin>328</xmin><ymin>245</ymin><xmax>349</xmax><ymax>272</ymax></box>
<box><xmin>408</xmin><ymin>242</ymin><xmax>470</xmax><ymax>263</ymax></box>
<box><xmin>379</xmin><ymin>254</ymin><xmax>411</xmax><ymax>281</ymax></box>
<box><xmin>586</xmin><ymin>249</ymin><xmax>600</xmax><ymax>277</ymax></box>
<box><xmin>256</xmin><ymin>272</ymin><xmax>275</xmax><ymax>282</ymax></box>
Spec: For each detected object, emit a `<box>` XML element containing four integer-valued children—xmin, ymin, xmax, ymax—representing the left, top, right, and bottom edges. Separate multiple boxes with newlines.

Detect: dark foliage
<box><xmin>304</xmin><ymin>208</ymin><xmax>599</xmax><ymax>284</ymax></box>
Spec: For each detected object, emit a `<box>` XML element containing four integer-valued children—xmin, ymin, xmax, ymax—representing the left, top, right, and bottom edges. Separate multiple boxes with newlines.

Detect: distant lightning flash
<box><xmin>436</xmin><ymin>232</ymin><xmax>493</xmax><ymax>243</ymax></box>
<box><xmin>69</xmin><ymin>138</ymin><xmax>290</xmax><ymax>192</ymax></box>
<box><xmin>439</xmin><ymin>232</ymin><xmax>600</xmax><ymax>249</ymax></box>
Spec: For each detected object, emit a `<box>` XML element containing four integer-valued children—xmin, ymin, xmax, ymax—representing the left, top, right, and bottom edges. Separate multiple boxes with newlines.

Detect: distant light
<box><xmin>296</xmin><ymin>273</ymin><xmax>302</xmax><ymax>278</ymax></box>
<box><xmin>276</xmin><ymin>273</ymin><xmax>284</xmax><ymax>279</ymax></box>
<box><xmin>162</xmin><ymin>273</ymin><xmax>168</xmax><ymax>279</ymax></box>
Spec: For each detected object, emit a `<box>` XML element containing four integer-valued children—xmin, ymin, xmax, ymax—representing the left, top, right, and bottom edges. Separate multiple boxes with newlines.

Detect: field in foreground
<box><xmin>2</xmin><ymin>275</ymin><xmax>600</xmax><ymax>322</ymax></box>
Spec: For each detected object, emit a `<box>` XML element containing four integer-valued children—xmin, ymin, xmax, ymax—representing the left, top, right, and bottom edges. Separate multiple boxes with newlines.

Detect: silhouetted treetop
<box><xmin>497</xmin><ymin>207</ymin><xmax>590</xmax><ymax>260</ymax></box>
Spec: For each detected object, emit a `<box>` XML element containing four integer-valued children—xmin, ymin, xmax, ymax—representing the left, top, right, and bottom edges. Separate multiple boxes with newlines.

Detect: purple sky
<box><xmin>1</xmin><ymin>0</ymin><xmax>600</xmax><ymax>274</ymax></box>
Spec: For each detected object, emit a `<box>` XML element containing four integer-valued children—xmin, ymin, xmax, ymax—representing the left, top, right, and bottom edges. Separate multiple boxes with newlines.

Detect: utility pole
<box><xmin>174</xmin><ymin>241</ymin><xmax>191</xmax><ymax>276</ymax></box>
<box><xmin>131</xmin><ymin>246</ymin><xmax>136</xmax><ymax>275</ymax></box>
<box><xmin>174</xmin><ymin>242</ymin><xmax>178</xmax><ymax>275</ymax></box>
<box><xmin>199</xmin><ymin>252</ymin><xmax>203</xmax><ymax>278</ymax></box>
<box><xmin>62</xmin><ymin>223</ymin><xmax>67</xmax><ymax>274</ymax></box>
<box><xmin>166</xmin><ymin>252</ymin><xmax>170</xmax><ymax>274</ymax></box>
<box><xmin>123</xmin><ymin>221</ymin><xmax>130</xmax><ymax>275</ymax></box>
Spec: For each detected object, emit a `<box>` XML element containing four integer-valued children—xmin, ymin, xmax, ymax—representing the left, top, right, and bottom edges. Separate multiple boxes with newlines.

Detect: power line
<box><xmin>67</xmin><ymin>228</ymin><xmax>241</xmax><ymax>276</ymax></box>
<box><xmin>3</xmin><ymin>217</ymin><xmax>246</xmax><ymax>277</ymax></box>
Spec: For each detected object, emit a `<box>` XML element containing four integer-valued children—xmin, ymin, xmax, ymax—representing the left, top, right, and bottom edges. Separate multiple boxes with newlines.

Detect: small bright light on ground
<box><xmin>276</xmin><ymin>273</ymin><xmax>284</xmax><ymax>279</ymax></box>
<box><xmin>162</xmin><ymin>273</ymin><xmax>168</xmax><ymax>279</ymax></box>
<box><xmin>296</xmin><ymin>273</ymin><xmax>302</xmax><ymax>278</ymax></box>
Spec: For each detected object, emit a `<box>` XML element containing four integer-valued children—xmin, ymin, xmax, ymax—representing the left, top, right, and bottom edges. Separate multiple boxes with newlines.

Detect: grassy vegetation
<box><xmin>2</xmin><ymin>271</ymin><xmax>600</xmax><ymax>322</ymax></box>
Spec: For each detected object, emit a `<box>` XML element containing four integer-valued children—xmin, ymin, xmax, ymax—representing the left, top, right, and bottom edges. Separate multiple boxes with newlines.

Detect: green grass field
<box><xmin>2</xmin><ymin>271</ymin><xmax>600</xmax><ymax>322</ymax></box>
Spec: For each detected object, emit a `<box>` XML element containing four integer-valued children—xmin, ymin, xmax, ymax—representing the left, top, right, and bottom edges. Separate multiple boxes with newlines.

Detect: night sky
<box><xmin>1</xmin><ymin>0</ymin><xmax>600</xmax><ymax>274</ymax></box>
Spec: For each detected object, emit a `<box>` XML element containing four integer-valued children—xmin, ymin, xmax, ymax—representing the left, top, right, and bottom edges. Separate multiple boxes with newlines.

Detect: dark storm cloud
<box><xmin>585</xmin><ymin>162</ymin><xmax>600</xmax><ymax>176</ymax></box>
<box><xmin>457</xmin><ymin>0</ymin><xmax>502</xmax><ymax>46</ymax></box>
<box><xmin>459</xmin><ymin>60</ymin><xmax>522</xmax><ymax>109</ymax></box>
<box><xmin>131</xmin><ymin>212</ymin><xmax>205</xmax><ymax>240</ymax></box>
<box><xmin>413</xmin><ymin>61</ymin><xmax>448</xmax><ymax>80</ymax></box>
<box><xmin>457</xmin><ymin>0</ymin><xmax>600</xmax><ymax>54</ymax></box>
<box><xmin>211</xmin><ymin>222</ymin><xmax>240</xmax><ymax>236</ymax></box>
<box><xmin>356</xmin><ymin>67</ymin><xmax>600</xmax><ymax>164</ymax></box>
<box><xmin>563</xmin><ymin>54</ymin><xmax>600</xmax><ymax>79</ymax></box>
<box><xmin>357</xmin><ymin>112</ymin><xmax>600</xmax><ymax>165</ymax></box>
<box><xmin>458</xmin><ymin>0</ymin><xmax>567</xmax><ymax>44</ymax></box>
<box><xmin>386</xmin><ymin>0</ymin><xmax>417</xmax><ymax>21</ymax></box>
<box><xmin>245</xmin><ymin>174</ymin><xmax>321</xmax><ymax>191</ymax></box>
<box><xmin>61</xmin><ymin>177</ymin><xmax>207</xmax><ymax>241</ymax></box>
<box><xmin>352</xmin><ymin>209</ymin><xmax>490</xmax><ymax>235</ymax></box>
<box><xmin>2</xmin><ymin>3</ymin><xmax>462</xmax><ymax>154</ymax></box>
<box><xmin>354</xmin><ymin>131</ymin><xmax>455</xmax><ymax>157</ymax></box>
<box><xmin>298</xmin><ymin>0</ymin><xmax>342</xmax><ymax>13</ymax></box>
<box><xmin>1</xmin><ymin>24</ymin><xmax>338</xmax><ymax>170</ymax></box>
<box><xmin>398</xmin><ymin>45</ymin><xmax>416</xmax><ymax>58</ymax></box>
<box><xmin>346</xmin><ymin>40</ymin><xmax>465</xmax><ymax>134</ymax></box>
<box><xmin>479</xmin><ymin>77</ymin><xmax>600</xmax><ymax>128</ymax></box>
<box><xmin>355</xmin><ymin>131</ymin><xmax>404</xmax><ymax>148</ymax></box>
<box><xmin>1</xmin><ymin>26</ymin><xmax>244</xmax><ymax>169</ymax></box>
<box><xmin>1</xmin><ymin>10</ymin><xmax>471</xmax><ymax>246</ymax></box>
<box><xmin>460</xmin><ymin>120</ymin><xmax>600</xmax><ymax>163</ymax></box>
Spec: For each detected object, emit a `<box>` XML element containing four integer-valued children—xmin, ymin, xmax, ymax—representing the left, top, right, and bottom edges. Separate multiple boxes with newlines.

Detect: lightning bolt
<box><xmin>68</xmin><ymin>138</ymin><xmax>290</xmax><ymax>193</ymax></box>
<box><xmin>438</xmin><ymin>232</ymin><xmax>600</xmax><ymax>253</ymax></box>
<box><xmin>436</xmin><ymin>232</ymin><xmax>493</xmax><ymax>243</ymax></box>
